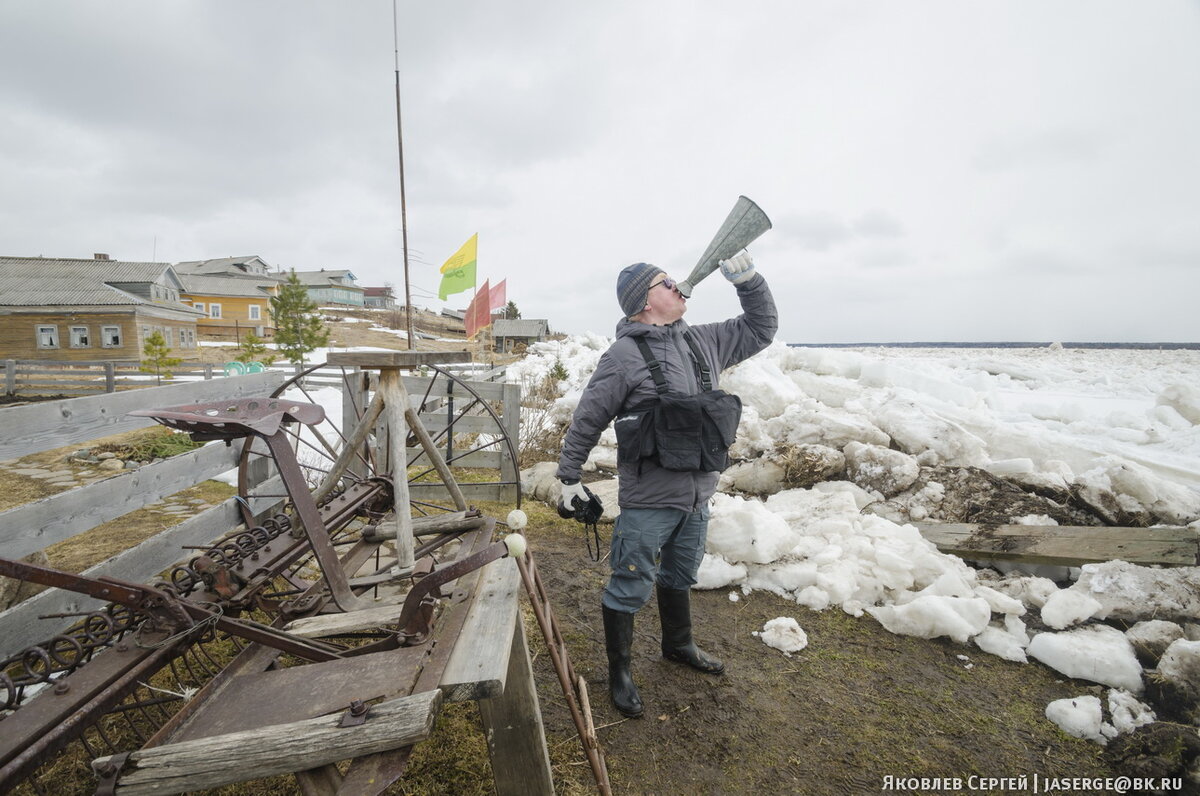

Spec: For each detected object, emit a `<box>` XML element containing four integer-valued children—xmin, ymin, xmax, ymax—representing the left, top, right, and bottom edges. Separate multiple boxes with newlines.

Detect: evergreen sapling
<box><xmin>271</xmin><ymin>271</ymin><xmax>330</xmax><ymax>368</ymax></box>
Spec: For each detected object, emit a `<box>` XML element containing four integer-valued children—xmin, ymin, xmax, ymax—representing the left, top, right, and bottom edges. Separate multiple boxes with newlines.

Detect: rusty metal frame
<box><xmin>0</xmin><ymin>386</ymin><xmax>517</xmax><ymax>794</ymax></box>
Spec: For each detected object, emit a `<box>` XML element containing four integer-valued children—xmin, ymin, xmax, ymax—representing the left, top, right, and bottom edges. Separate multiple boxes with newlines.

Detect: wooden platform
<box><xmin>915</xmin><ymin>522</ymin><xmax>1199</xmax><ymax>568</ymax></box>
<box><xmin>326</xmin><ymin>351</ymin><xmax>473</xmax><ymax>368</ymax></box>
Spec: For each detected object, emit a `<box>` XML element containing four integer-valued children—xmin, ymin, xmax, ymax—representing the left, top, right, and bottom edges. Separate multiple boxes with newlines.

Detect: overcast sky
<box><xmin>2</xmin><ymin>2</ymin><xmax>1198</xmax><ymax>343</ymax></box>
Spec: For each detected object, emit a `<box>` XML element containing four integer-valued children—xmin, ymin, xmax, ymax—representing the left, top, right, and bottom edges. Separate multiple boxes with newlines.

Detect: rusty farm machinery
<box><xmin>0</xmin><ymin>354</ymin><xmax>609</xmax><ymax>795</ymax></box>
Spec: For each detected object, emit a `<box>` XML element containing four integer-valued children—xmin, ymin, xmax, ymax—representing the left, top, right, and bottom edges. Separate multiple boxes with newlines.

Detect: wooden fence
<box><xmin>0</xmin><ymin>364</ymin><xmax>548</xmax><ymax>794</ymax></box>
<box><xmin>2</xmin><ymin>359</ymin><xmax>509</xmax><ymax>397</ymax></box>
<box><xmin>0</xmin><ymin>371</ymin><xmax>286</xmax><ymax>656</ymax></box>
<box><xmin>0</xmin><ymin>364</ymin><xmax>520</xmax><ymax>653</ymax></box>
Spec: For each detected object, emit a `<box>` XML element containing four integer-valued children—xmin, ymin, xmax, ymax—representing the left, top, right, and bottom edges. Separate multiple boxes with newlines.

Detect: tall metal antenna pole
<box><xmin>393</xmin><ymin>0</ymin><xmax>414</xmax><ymax>349</ymax></box>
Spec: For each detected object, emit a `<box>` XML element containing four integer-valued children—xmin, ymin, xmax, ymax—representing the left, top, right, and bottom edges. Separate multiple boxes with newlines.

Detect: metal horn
<box><xmin>676</xmin><ymin>196</ymin><xmax>772</xmax><ymax>298</ymax></box>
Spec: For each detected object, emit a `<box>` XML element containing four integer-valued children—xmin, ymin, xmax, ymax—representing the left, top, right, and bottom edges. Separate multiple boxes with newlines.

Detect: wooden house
<box><xmin>492</xmin><ymin>319</ymin><xmax>550</xmax><ymax>353</ymax></box>
<box><xmin>0</xmin><ymin>256</ymin><xmax>204</xmax><ymax>361</ymax></box>
<box><xmin>363</xmin><ymin>286</ymin><xmax>396</xmax><ymax>309</ymax></box>
<box><xmin>292</xmin><ymin>269</ymin><xmax>365</xmax><ymax>307</ymax></box>
<box><xmin>173</xmin><ymin>256</ymin><xmax>281</xmax><ymax>340</ymax></box>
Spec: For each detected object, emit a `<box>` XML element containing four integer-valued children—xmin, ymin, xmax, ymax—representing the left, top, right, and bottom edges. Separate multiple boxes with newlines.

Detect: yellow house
<box><xmin>176</xmin><ymin>273</ymin><xmax>278</xmax><ymax>341</ymax></box>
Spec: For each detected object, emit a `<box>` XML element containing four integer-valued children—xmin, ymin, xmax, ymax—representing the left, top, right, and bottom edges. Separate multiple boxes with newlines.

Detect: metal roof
<box><xmin>174</xmin><ymin>256</ymin><xmax>277</xmax><ymax>277</ymax></box>
<box><xmin>177</xmin><ymin>274</ymin><xmax>277</xmax><ymax>298</ymax></box>
<box><xmin>290</xmin><ymin>269</ymin><xmax>362</xmax><ymax>288</ymax></box>
<box><xmin>0</xmin><ymin>257</ymin><xmax>199</xmax><ymax>315</ymax></box>
<box><xmin>493</xmin><ymin>319</ymin><xmax>549</xmax><ymax>338</ymax></box>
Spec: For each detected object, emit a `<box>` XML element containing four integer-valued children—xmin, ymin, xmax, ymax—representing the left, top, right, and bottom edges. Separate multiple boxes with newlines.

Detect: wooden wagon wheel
<box><xmin>235</xmin><ymin>362</ymin><xmax>521</xmax><ymax>525</ymax></box>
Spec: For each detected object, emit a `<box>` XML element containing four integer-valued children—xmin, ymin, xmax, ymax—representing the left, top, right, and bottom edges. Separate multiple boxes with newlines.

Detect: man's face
<box><xmin>643</xmin><ymin>273</ymin><xmax>687</xmax><ymax>322</ymax></box>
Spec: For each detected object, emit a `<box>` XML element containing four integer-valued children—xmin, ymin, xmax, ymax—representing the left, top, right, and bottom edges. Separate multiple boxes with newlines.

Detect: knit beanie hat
<box><xmin>616</xmin><ymin>262</ymin><xmax>665</xmax><ymax>319</ymax></box>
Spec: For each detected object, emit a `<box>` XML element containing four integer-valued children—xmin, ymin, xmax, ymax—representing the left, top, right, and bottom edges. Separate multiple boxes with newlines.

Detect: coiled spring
<box><xmin>1</xmin><ymin>512</ymin><xmax>295</xmax><ymax>712</ymax></box>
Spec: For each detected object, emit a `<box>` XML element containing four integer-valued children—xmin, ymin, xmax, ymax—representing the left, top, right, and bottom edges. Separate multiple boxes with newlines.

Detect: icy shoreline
<box><xmin>511</xmin><ymin>336</ymin><xmax>1200</xmax><ymax>747</ymax></box>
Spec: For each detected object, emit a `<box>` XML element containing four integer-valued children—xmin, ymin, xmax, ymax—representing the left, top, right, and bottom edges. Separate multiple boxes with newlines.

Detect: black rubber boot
<box><xmin>602</xmin><ymin>605</ymin><xmax>644</xmax><ymax>718</ymax></box>
<box><xmin>657</xmin><ymin>585</ymin><xmax>725</xmax><ymax>674</ymax></box>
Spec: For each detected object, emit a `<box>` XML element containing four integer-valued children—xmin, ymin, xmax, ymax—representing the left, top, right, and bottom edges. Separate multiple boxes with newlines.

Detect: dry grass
<box><xmin>514</xmin><ymin>371</ymin><xmax>568</xmax><ymax>470</ymax></box>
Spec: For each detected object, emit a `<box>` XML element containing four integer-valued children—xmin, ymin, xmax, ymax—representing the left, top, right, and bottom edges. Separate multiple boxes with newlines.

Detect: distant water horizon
<box><xmin>787</xmin><ymin>341</ymin><xmax>1200</xmax><ymax>350</ymax></box>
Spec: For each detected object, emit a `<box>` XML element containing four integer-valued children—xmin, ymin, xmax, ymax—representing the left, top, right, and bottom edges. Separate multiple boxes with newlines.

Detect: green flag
<box><xmin>438</xmin><ymin>261</ymin><xmax>476</xmax><ymax>300</ymax></box>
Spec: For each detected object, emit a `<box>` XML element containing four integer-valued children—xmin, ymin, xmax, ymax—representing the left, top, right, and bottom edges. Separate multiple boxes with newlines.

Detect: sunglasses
<box><xmin>650</xmin><ymin>277</ymin><xmax>677</xmax><ymax>292</ymax></box>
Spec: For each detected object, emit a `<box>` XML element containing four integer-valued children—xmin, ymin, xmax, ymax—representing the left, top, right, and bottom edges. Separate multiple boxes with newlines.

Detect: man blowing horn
<box><xmin>556</xmin><ymin>252</ymin><xmax>778</xmax><ymax>717</ymax></box>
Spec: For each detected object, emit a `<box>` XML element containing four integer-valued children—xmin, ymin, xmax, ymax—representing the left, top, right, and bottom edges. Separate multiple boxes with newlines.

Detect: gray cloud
<box><xmin>852</xmin><ymin>211</ymin><xmax>905</xmax><ymax>239</ymax></box>
<box><xmin>973</xmin><ymin>128</ymin><xmax>1104</xmax><ymax>173</ymax></box>
<box><xmin>2</xmin><ymin>1</ymin><xmax>1199</xmax><ymax>343</ymax></box>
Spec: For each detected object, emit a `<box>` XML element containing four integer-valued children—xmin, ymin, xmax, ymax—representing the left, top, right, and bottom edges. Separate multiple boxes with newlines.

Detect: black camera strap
<box><xmin>633</xmin><ymin>330</ymin><xmax>713</xmax><ymax>394</ymax></box>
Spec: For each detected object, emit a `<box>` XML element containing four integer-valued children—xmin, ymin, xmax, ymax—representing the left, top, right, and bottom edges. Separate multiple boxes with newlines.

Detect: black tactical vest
<box><xmin>613</xmin><ymin>331</ymin><xmax>742</xmax><ymax>473</ymax></box>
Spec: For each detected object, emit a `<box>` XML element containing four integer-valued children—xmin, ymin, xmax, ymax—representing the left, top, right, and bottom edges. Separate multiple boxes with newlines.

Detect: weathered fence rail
<box><xmin>0</xmin><ymin>370</ymin><xmax>286</xmax><ymax>656</ymax></box>
<box><xmin>0</xmin><ymin>363</ymin><xmax>521</xmax><ymax>650</ymax></box>
<box><xmin>3</xmin><ymin>359</ymin><xmax>508</xmax><ymax>396</ymax></box>
<box><xmin>3</xmin><ymin>359</ymin><xmax>226</xmax><ymax>396</ymax></box>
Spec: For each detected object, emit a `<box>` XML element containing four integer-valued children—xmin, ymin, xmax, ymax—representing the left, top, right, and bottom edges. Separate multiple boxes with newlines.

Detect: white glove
<box><xmin>560</xmin><ymin>479</ymin><xmax>589</xmax><ymax>507</ymax></box>
<box><xmin>719</xmin><ymin>251</ymin><xmax>756</xmax><ymax>285</ymax></box>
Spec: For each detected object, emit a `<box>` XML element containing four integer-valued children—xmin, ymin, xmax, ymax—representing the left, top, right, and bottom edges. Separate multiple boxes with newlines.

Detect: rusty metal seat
<box><xmin>129</xmin><ymin>398</ymin><xmax>326</xmax><ymax>441</ymax></box>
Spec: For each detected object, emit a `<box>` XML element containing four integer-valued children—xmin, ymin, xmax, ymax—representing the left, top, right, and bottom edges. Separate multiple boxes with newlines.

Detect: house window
<box><xmin>36</xmin><ymin>325</ymin><xmax>59</xmax><ymax>349</ymax></box>
<box><xmin>249</xmin><ymin>304</ymin><xmax>261</xmax><ymax>321</ymax></box>
<box><xmin>101</xmin><ymin>326</ymin><xmax>122</xmax><ymax>348</ymax></box>
<box><xmin>70</xmin><ymin>326</ymin><xmax>91</xmax><ymax>347</ymax></box>
<box><xmin>163</xmin><ymin>327</ymin><xmax>172</xmax><ymax>346</ymax></box>
<box><xmin>209</xmin><ymin>303</ymin><xmax>222</xmax><ymax>319</ymax></box>
<box><xmin>194</xmin><ymin>302</ymin><xmax>205</xmax><ymax>313</ymax></box>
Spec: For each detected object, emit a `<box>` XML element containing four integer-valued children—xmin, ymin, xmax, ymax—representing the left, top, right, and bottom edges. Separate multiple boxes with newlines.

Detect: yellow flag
<box><xmin>440</xmin><ymin>234</ymin><xmax>478</xmax><ymax>274</ymax></box>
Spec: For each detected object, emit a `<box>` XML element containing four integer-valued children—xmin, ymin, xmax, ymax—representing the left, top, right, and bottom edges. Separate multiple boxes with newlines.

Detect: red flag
<box><xmin>489</xmin><ymin>279</ymin><xmax>507</xmax><ymax>312</ymax></box>
<box><xmin>475</xmin><ymin>280</ymin><xmax>492</xmax><ymax>334</ymax></box>
<box><xmin>467</xmin><ymin>280</ymin><xmax>491</xmax><ymax>338</ymax></box>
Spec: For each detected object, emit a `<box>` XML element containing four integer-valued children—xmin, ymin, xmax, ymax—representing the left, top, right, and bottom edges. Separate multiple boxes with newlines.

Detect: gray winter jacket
<box><xmin>556</xmin><ymin>272</ymin><xmax>777</xmax><ymax>511</ymax></box>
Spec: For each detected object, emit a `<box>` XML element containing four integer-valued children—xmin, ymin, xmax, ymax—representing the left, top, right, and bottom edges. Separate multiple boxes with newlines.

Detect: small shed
<box><xmin>492</xmin><ymin>319</ymin><xmax>549</xmax><ymax>353</ymax></box>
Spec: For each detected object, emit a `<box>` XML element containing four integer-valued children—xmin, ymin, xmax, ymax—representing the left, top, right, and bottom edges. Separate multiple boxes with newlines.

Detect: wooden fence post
<box><xmin>501</xmin><ymin>382</ymin><xmax>521</xmax><ymax>501</ymax></box>
<box><xmin>204</xmin><ymin>363</ymin><xmax>213</xmax><ymax>380</ymax></box>
<box><xmin>104</xmin><ymin>362</ymin><xmax>116</xmax><ymax>393</ymax></box>
<box><xmin>4</xmin><ymin>360</ymin><xmax>14</xmax><ymax>396</ymax></box>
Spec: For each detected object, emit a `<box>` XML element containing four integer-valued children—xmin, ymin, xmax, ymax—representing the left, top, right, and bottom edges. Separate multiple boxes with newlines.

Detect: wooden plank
<box><xmin>407</xmin><ymin>447</ymin><xmax>501</xmax><ymax>469</ymax></box>
<box><xmin>0</xmin><ymin>442</ymin><xmax>242</xmax><ymax>560</ymax></box>
<box><xmin>13</xmin><ymin>387</ymin><xmax>98</xmax><ymax>396</ymax></box>
<box><xmin>441</xmin><ymin>557</ymin><xmax>520</xmax><ymax>702</ymax></box>
<box><xmin>478</xmin><ymin>617</ymin><xmax>555</xmax><ymax>796</ymax></box>
<box><xmin>91</xmin><ymin>690</ymin><xmax>442</xmax><ymax>795</ymax></box>
<box><xmin>0</xmin><ymin>370</ymin><xmax>284</xmax><ymax>461</ymax></box>
<box><xmin>404</xmin><ymin>406</ymin><xmax>467</xmax><ymax>511</ymax></box>
<box><xmin>404</xmin><ymin>374</ymin><xmax>506</xmax><ymax>401</ymax></box>
<box><xmin>379</xmin><ymin>371</ymin><xmax>415</xmax><ymax>575</ymax></box>
<box><xmin>284</xmin><ymin>596</ymin><xmax>410</xmax><ymax>639</ymax></box>
<box><xmin>500</xmin><ymin>382</ymin><xmax>520</xmax><ymax>489</ymax></box>
<box><xmin>914</xmin><ymin>522</ymin><xmax>1199</xmax><ymax>567</ymax></box>
<box><xmin>415</xmin><ymin>412</ymin><xmax>501</xmax><ymax>434</ymax></box>
<box><xmin>342</xmin><ymin>367</ymin><xmax>370</xmax><ymax>482</ymax></box>
<box><xmin>0</xmin><ymin>485</ymin><xmax>282</xmax><ymax>659</ymax></box>
<box><xmin>408</xmin><ymin>482</ymin><xmax>511</xmax><ymax>503</ymax></box>
<box><xmin>326</xmin><ymin>351</ymin><xmax>473</xmax><ymax>368</ymax></box>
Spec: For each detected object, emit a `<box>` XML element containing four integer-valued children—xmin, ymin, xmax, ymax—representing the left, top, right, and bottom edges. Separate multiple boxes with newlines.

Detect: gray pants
<box><xmin>602</xmin><ymin>506</ymin><xmax>710</xmax><ymax>613</ymax></box>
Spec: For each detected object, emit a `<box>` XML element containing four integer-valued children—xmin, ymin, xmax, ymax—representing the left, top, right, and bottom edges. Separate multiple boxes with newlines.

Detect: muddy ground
<box><xmin>1</xmin><ymin>421</ymin><xmax>1190</xmax><ymax>794</ymax></box>
<box><xmin>505</xmin><ymin>501</ymin><xmax>1128</xmax><ymax>796</ymax></box>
